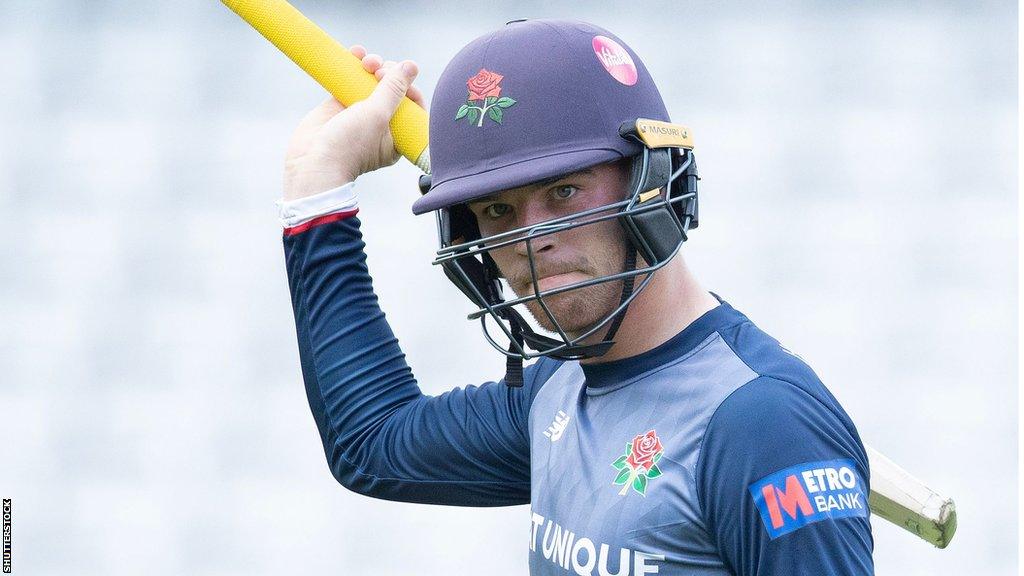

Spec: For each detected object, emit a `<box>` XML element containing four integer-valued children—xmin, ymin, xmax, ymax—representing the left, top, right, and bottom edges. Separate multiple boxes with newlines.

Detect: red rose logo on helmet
<box><xmin>467</xmin><ymin>69</ymin><xmax>503</xmax><ymax>100</ymax></box>
<box><xmin>611</xmin><ymin>430</ymin><xmax>664</xmax><ymax>496</ymax></box>
<box><xmin>456</xmin><ymin>68</ymin><xmax>517</xmax><ymax>127</ymax></box>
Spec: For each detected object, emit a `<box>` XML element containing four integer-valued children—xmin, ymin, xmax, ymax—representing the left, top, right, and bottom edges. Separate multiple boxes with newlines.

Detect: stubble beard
<box><xmin>512</xmin><ymin>238</ymin><xmax>632</xmax><ymax>338</ymax></box>
<box><xmin>520</xmin><ymin>277</ymin><xmax>627</xmax><ymax>337</ymax></box>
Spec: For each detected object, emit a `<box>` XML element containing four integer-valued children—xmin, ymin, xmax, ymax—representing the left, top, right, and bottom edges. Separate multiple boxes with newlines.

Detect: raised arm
<box><xmin>285</xmin><ymin>213</ymin><xmax>556</xmax><ymax>505</ymax></box>
<box><xmin>279</xmin><ymin>48</ymin><xmax>555</xmax><ymax>506</ymax></box>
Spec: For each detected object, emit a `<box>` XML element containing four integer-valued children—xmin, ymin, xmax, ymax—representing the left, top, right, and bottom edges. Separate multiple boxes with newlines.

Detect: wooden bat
<box><xmin>867</xmin><ymin>445</ymin><xmax>957</xmax><ymax>548</ymax></box>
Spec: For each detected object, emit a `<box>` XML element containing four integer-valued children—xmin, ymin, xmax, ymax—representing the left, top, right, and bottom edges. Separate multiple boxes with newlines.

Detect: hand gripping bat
<box><xmin>221</xmin><ymin>0</ymin><xmax>957</xmax><ymax>549</ymax></box>
<box><xmin>221</xmin><ymin>0</ymin><xmax>431</xmax><ymax>174</ymax></box>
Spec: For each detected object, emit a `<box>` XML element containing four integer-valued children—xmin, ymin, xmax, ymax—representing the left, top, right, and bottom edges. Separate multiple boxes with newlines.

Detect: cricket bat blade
<box><xmin>866</xmin><ymin>445</ymin><xmax>957</xmax><ymax>548</ymax></box>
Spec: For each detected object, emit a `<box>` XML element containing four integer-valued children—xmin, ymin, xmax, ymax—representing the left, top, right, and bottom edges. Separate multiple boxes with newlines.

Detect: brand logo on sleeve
<box><xmin>748</xmin><ymin>458</ymin><xmax>868</xmax><ymax>539</ymax></box>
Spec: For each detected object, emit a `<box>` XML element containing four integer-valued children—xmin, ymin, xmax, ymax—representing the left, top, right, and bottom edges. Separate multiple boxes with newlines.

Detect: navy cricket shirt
<box><xmin>283</xmin><ymin>215</ymin><xmax>874</xmax><ymax>575</ymax></box>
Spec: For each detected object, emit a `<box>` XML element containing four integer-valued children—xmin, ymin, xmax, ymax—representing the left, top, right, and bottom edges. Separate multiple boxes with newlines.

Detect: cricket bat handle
<box><xmin>221</xmin><ymin>0</ymin><xmax>431</xmax><ymax>173</ymax></box>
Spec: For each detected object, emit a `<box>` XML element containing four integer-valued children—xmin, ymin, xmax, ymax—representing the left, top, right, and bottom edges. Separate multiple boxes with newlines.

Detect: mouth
<box><xmin>526</xmin><ymin>271</ymin><xmax>590</xmax><ymax>294</ymax></box>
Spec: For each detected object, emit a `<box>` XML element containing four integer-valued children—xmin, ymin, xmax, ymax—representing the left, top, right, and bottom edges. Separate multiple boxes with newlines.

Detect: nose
<box><xmin>514</xmin><ymin>200</ymin><xmax>557</xmax><ymax>257</ymax></box>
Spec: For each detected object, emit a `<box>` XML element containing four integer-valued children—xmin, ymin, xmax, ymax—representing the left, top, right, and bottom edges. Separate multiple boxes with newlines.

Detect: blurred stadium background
<box><xmin>0</xmin><ymin>0</ymin><xmax>1016</xmax><ymax>574</ymax></box>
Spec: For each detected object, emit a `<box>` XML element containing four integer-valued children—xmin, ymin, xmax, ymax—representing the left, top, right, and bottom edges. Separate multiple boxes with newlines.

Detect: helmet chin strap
<box><xmin>503</xmin><ymin>248</ymin><xmax>638</xmax><ymax>387</ymax></box>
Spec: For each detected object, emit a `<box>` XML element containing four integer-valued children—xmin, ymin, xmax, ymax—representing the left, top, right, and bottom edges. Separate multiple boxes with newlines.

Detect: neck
<box><xmin>578</xmin><ymin>253</ymin><xmax>719</xmax><ymax>365</ymax></box>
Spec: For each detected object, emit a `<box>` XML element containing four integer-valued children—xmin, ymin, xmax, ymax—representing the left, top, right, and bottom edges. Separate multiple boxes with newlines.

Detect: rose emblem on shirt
<box><xmin>611</xmin><ymin>430</ymin><xmax>664</xmax><ymax>496</ymax></box>
<box><xmin>455</xmin><ymin>68</ymin><xmax>517</xmax><ymax>127</ymax></box>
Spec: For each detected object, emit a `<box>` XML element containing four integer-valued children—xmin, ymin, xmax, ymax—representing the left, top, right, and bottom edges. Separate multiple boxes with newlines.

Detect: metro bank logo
<box><xmin>748</xmin><ymin>458</ymin><xmax>868</xmax><ymax>539</ymax></box>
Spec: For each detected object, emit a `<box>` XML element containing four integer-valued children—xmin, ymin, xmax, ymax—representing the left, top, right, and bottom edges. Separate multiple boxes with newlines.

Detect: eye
<box><xmin>483</xmin><ymin>203</ymin><xmax>512</xmax><ymax>219</ymax></box>
<box><xmin>551</xmin><ymin>185</ymin><xmax>578</xmax><ymax>200</ymax></box>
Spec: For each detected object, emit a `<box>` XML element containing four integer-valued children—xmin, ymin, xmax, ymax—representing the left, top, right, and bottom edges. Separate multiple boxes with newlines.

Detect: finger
<box><xmin>374</xmin><ymin>59</ymin><xmax>397</xmax><ymax>80</ymax></box>
<box><xmin>363</xmin><ymin>53</ymin><xmax>383</xmax><ymax>74</ymax></box>
<box><xmin>367</xmin><ymin>59</ymin><xmax>418</xmax><ymax>116</ymax></box>
<box><xmin>373</xmin><ymin>62</ymin><xmax>424</xmax><ymax>107</ymax></box>
<box><xmin>350</xmin><ymin>44</ymin><xmax>366</xmax><ymax>59</ymax></box>
<box><xmin>406</xmin><ymin>84</ymin><xmax>426</xmax><ymax>109</ymax></box>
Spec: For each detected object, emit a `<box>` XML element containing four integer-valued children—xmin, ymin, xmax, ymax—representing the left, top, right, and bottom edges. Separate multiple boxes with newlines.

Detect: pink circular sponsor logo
<box><xmin>592</xmin><ymin>35</ymin><xmax>638</xmax><ymax>86</ymax></box>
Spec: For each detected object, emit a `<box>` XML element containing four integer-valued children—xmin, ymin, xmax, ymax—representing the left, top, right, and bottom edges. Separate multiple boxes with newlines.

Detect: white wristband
<box><xmin>276</xmin><ymin>181</ymin><xmax>358</xmax><ymax>227</ymax></box>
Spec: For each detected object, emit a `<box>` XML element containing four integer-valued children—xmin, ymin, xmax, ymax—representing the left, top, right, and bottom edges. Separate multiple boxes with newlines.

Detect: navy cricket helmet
<box><xmin>413</xmin><ymin>19</ymin><xmax>700</xmax><ymax>385</ymax></box>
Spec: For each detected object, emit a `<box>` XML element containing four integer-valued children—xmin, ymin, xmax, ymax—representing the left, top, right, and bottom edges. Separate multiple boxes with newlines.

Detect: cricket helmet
<box><xmin>413</xmin><ymin>19</ymin><xmax>700</xmax><ymax>385</ymax></box>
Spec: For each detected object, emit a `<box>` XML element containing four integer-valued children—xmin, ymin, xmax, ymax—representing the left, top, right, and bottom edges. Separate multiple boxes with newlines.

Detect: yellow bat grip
<box><xmin>222</xmin><ymin>0</ymin><xmax>431</xmax><ymax>173</ymax></box>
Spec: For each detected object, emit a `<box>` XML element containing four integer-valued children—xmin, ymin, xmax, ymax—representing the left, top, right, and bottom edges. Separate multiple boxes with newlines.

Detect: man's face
<box><xmin>466</xmin><ymin>161</ymin><xmax>631</xmax><ymax>336</ymax></box>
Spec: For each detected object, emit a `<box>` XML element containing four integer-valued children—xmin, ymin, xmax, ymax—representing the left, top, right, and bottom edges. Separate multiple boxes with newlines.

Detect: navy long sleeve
<box><xmin>283</xmin><ymin>215</ymin><xmax>557</xmax><ymax>506</ymax></box>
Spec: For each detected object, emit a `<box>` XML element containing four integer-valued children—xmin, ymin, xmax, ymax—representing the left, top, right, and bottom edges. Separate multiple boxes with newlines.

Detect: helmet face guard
<box><xmin>422</xmin><ymin>119</ymin><xmax>700</xmax><ymax>365</ymax></box>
